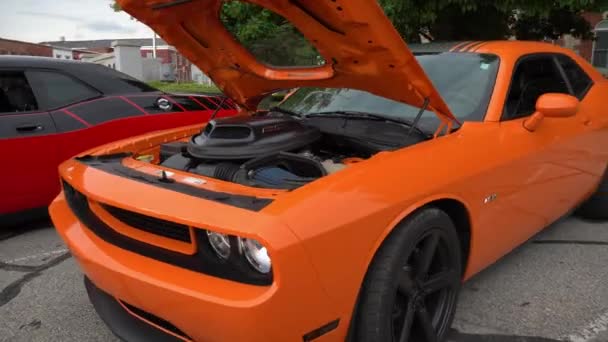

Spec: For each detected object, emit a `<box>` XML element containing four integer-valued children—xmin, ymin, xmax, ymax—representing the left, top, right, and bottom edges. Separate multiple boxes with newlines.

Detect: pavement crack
<box><xmin>533</xmin><ymin>240</ymin><xmax>608</xmax><ymax>246</ymax></box>
<box><xmin>448</xmin><ymin>329</ymin><xmax>563</xmax><ymax>342</ymax></box>
<box><xmin>0</xmin><ymin>262</ymin><xmax>41</xmax><ymax>272</ymax></box>
<box><xmin>0</xmin><ymin>252</ymin><xmax>71</xmax><ymax>308</ymax></box>
<box><xmin>19</xmin><ymin>319</ymin><xmax>41</xmax><ymax>331</ymax></box>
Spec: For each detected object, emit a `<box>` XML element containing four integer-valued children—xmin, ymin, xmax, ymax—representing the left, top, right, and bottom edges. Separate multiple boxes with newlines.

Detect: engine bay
<box><xmin>158</xmin><ymin>111</ymin><xmax>428</xmax><ymax>190</ymax></box>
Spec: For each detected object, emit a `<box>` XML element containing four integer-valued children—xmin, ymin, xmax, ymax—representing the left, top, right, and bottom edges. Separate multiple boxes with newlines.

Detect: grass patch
<box><xmin>148</xmin><ymin>81</ymin><xmax>220</xmax><ymax>94</ymax></box>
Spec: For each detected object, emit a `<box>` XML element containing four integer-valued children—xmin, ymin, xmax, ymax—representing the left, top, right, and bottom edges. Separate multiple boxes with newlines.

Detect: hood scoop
<box><xmin>187</xmin><ymin>115</ymin><xmax>321</xmax><ymax>160</ymax></box>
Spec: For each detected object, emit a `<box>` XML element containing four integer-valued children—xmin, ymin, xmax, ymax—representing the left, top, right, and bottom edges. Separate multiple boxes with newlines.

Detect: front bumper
<box><xmin>51</xmin><ymin>193</ymin><xmax>343</xmax><ymax>341</ymax></box>
<box><xmin>84</xmin><ymin>276</ymin><xmax>187</xmax><ymax>342</ymax></box>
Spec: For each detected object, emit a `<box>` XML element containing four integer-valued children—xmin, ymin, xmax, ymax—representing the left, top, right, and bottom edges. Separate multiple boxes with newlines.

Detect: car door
<box><xmin>0</xmin><ymin>69</ymin><xmax>58</xmax><ymax>215</ymax></box>
<box><xmin>25</xmin><ymin>69</ymin><xmax>106</xmax><ymax>165</ymax></box>
<box><xmin>492</xmin><ymin>54</ymin><xmax>601</xmax><ymax>241</ymax></box>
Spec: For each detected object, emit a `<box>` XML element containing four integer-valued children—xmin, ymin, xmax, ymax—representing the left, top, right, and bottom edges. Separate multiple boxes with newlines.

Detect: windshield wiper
<box><xmin>268</xmin><ymin>106</ymin><xmax>302</xmax><ymax>118</ymax></box>
<box><xmin>306</xmin><ymin>110</ymin><xmax>430</xmax><ymax>137</ymax></box>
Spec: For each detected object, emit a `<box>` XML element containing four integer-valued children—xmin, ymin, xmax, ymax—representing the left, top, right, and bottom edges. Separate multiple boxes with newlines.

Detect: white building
<box><xmin>51</xmin><ymin>47</ymin><xmax>73</xmax><ymax>60</ymax></box>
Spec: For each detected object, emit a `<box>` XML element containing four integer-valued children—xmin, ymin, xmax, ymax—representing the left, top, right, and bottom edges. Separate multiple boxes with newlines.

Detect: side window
<box><xmin>0</xmin><ymin>71</ymin><xmax>38</xmax><ymax>113</ymax></box>
<box><xmin>556</xmin><ymin>55</ymin><xmax>593</xmax><ymax>99</ymax></box>
<box><xmin>503</xmin><ymin>56</ymin><xmax>569</xmax><ymax>120</ymax></box>
<box><xmin>26</xmin><ymin>70</ymin><xmax>100</xmax><ymax>110</ymax></box>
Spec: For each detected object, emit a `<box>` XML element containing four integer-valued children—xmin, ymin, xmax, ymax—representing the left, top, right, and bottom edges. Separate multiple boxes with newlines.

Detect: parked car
<box><xmin>0</xmin><ymin>56</ymin><xmax>237</xmax><ymax>218</ymax></box>
<box><xmin>51</xmin><ymin>1</ymin><xmax>608</xmax><ymax>342</ymax></box>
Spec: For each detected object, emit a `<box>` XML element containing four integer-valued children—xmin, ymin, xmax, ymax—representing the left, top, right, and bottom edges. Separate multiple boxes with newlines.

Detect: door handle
<box><xmin>16</xmin><ymin>124</ymin><xmax>44</xmax><ymax>133</ymax></box>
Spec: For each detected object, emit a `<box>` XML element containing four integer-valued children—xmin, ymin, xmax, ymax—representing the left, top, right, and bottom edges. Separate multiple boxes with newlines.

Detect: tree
<box><xmin>379</xmin><ymin>0</ymin><xmax>608</xmax><ymax>41</ymax></box>
<box><xmin>111</xmin><ymin>0</ymin><xmax>608</xmax><ymax>47</ymax></box>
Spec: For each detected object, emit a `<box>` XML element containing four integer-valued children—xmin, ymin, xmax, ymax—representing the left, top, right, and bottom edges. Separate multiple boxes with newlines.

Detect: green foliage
<box><xmin>148</xmin><ymin>81</ymin><xmax>220</xmax><ymax>94</ymax></box>
<box><xmin>221</xmin><ymin>1</ymin><xmax>323</xmax><ymax>66</ymax></box>
<box><xmin>113</xmin><ymin>0</ymin><xmax>608</xmax><ymax>50</ymax></box>
<box><xmin>379</xmin><ymin>0</ymin><xmax>608</xmax><ymax>40</ymax></box>
<box><xmin>110</xmin><ymin>1</ymin><xmax>121</xmax><ymax>12</ymax></box>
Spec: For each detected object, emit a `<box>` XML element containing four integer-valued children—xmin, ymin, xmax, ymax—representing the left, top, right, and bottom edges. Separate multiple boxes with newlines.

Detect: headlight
<box><xmin>206</xmin><ymin>231</ymin><xmax>231</xmax><ymax>259</ymax></box>
<box><xmin>239</xmin><ymin>238</ymin><xmax>272</xmax><ymax>274</ymax></box>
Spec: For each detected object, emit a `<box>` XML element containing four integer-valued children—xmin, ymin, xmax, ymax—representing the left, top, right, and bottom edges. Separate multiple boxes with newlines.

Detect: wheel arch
<box><xmin>346</xmin><ymin>195</ymin><xmax>473</xmax><ymax>341</ymax></box>
<box><xmin>370</xmin><ymin>195</ymin><xmax>473</xmax><ymax>277</ymax></box>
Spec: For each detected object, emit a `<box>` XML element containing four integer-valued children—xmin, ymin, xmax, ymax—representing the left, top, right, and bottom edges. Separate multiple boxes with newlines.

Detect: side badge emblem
<box><xmin>484</xmin><ymin>194</ymin><xmax>498</xmax><ymax>204</ymax></box>
<box><xmin>156</xmin><ymin>97</ymin><xmax>173</xmax><ymax>111</ymax></box>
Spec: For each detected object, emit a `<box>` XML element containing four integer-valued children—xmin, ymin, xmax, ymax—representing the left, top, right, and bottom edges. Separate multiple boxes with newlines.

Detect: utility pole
<box><xmin>152</xmin><ymin>32</ymin><xmax>157</xmax><ymax>59</ymax></box>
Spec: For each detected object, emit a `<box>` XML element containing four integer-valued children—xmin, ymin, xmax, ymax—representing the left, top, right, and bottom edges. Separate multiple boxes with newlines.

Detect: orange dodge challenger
<box><xmin>50</xmin><ymin>0</ymin><xmax>608</xmax><ymax>341</ymax></box>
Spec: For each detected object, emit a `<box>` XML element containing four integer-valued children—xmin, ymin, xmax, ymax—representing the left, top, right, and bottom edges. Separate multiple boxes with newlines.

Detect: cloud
<box><xmin>16</xmin><ymin>11</ymin><xmax>81</xmax><ymax>22</ymax></box>
<box><xmin>17</xmin><ymin>10</ymin><xmax>138</xmax><ymax>37</ymax></box>
<box><xmin>84</xmin><ymin>20</ymin><xmax>137</xmax><ymax>33</ymax></box>
<box><xmin>3</xmin><ymin>1</ymin><xmax>154</xmax><ymax>43</ymax></box>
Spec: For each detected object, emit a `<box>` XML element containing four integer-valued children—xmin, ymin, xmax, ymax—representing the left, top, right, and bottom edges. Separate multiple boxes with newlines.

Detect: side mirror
<box><xmin>523</xmin><ymin>93</ymin><xmax>579</xmax><ymax>132</ymax></box>
<box><xmin>536</xmin><ymin>93</ymin><xmax>579</xmax><ymax>118</ymax></box>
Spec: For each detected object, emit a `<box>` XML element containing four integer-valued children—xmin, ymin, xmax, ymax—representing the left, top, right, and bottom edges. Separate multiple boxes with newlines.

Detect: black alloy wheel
<box><xmin>353</xmin><ymin>207</ymin><xmax>463</xmax><ymax>342</ymax></box>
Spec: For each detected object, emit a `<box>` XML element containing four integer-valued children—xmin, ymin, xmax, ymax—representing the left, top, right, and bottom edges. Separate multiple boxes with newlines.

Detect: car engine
<box><xmin>158</xmin><ymin>112</ymin><xmax>427</xmax><ymax>190</ymax></box>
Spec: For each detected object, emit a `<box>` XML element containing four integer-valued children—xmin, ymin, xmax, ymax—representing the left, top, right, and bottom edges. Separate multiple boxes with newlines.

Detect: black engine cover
<box><xmin>188</xmin><ymin>115</ymin><xmax>321</xmax><ymax>160</ymax></box>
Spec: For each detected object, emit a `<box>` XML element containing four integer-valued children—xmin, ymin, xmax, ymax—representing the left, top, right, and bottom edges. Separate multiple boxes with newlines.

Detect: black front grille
<box><xmin>101</xmin><ymin>204</ymin><xmax>191</xmax><ymax>243</ymax></box>
<box><xmin>61</xmin><ymin>180</ymin><xmax>273</xmax><ymax>286</ymax></box>
<box><xmin>121</xmin><ymin>300</ymin><xmax>192</xmax><ymax>340</ymax></box>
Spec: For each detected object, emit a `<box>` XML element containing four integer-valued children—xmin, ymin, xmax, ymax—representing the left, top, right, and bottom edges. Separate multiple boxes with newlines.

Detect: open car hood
<box><xmin>118</xmin><ymin>0</ymin><xmax>457</xmax><ymax>123</ymax></box>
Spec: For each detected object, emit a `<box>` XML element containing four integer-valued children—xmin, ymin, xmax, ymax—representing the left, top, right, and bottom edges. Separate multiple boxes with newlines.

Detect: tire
<box><xmin>353</xmin><ymin>207</ymin><xmax>462</xmax><ymax>342</ymax></box>
<box><xmin>576</xmin><ymin>169</ymin><xmax>608</xmax><ymax>221</ymax></box>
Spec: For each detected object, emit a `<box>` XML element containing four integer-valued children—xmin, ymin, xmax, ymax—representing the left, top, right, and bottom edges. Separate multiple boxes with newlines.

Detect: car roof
<box><xmin>409</xmin><ymin>40</ymin><xmax>572</xmax><ymax>56</ymax></box>
<box><xmin>0</xmin><ymin>55</ymin><xmax>156</xmax><ymax>95</ymax></box>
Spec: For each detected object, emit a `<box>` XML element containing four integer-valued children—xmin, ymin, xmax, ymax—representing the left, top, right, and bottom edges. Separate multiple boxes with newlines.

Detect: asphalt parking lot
<box><xmin>1</xmin><ymin>216</ymin><xmax>607</xmax><ymax>342</ymax></box>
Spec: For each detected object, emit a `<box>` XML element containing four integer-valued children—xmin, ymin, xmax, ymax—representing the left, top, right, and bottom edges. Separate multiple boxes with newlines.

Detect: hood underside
<box><xmin>118</xmin><ymin>0</ymin><xmax>456</xmax><ymax>122</ymax></box>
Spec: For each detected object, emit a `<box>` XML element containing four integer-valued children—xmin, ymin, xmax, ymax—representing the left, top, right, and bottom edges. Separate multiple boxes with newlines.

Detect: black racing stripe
<box><xmin>450</xmin><ymin>41</ymin><xmax>472</xmax><ymax>52</ymax></box>
<box><xmin>207</xmin><ymin>96</ymin><xmax>233</xmax><ymax>110</ymax></box>
<box><xmin>463</xmin><ymin>41</ymin><xmax>486</xmax><ymax>52</ymax></box>
<box><xmin>75</xmin><ymin>153</ymin><xmax>273</xmax><ymax>211</ymax></box>
<box><xmin>441</xmin><ymin>42</ymin><xmax>467</xmax><ymax>52</ymax></box>
<box><xmin>168</xmin><ymin>96</ymin><xmax>205</xmax><ymax>111</ymax></box>
<box><xmin>455</xmin><ymin>41</ymin><xmax>477</xmax><ymax>52</ymax></box>
<box><xmin>192</xmin><ymin>96</ymin><xmax>219</xmax><ymax>110</ymax></box>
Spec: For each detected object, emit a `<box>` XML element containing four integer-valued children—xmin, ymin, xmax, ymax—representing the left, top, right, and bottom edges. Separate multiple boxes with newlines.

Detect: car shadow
<box><xmin>0</xmin><ymin>209</ymin><xmax>52</xmax><ymax>241</ymax></box>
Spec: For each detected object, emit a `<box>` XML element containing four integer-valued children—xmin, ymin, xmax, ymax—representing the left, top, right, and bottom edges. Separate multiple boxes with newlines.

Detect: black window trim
<box><xmin>553</xmin><ymin>57</ymin><xmax>575</xmax><ymax>94</ymax></box>
<box><xmin>501</xmin><ymin>53</ymin><xmax>594</xmax><ymax>122</ymax></box>
<box><xmin>555</xmin><ymin>54</ymin><xmax>595</xmax><ymax>100</ymax></box>
<box><xmin>24</xmin><ymin>67</ymin><xmax>103</xmax><ymax>112</ymax></box>
<box><xmin>0</xmin><ymin>68</ymin><xmax>43</xmax><ymax>116</ymax></box>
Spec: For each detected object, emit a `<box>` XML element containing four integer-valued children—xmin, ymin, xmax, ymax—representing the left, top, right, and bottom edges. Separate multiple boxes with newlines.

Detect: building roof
<box><xmin>0</xmin><ymin>37</ymin><xmax>51</xmax><ymax>49</ymax></box>
<box><xmin>40</xmin><ymin>38</ymin><xmax>168</xmax><ymax>50</ymax></box>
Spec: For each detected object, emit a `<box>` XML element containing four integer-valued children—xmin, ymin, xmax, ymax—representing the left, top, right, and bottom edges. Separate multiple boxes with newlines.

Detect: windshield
<box><xmin>275</xmin><ymin>53</ymin><xmax>499</xmax><ymax>132</ymax></box>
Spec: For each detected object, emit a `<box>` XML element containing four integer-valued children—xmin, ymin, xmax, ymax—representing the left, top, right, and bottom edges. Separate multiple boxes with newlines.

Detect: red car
<box><xmin>0</xmin><ymin>56</ymin><xmax>237</xmax><ymax>219</ymax></box>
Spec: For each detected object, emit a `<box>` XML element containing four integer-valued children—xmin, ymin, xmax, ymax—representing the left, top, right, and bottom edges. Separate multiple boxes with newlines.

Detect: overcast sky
<box><xmin>0</xmin><ymin>0</ymin><xmax>155</xmax><ymax>43</ymax></box>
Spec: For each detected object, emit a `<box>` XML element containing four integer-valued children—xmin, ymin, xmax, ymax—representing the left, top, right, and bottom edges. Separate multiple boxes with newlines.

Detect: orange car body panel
<box><xmin>50</xmin><ymin>2</ymin><xmax>608</xmax><ymax>341</ymax></box>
